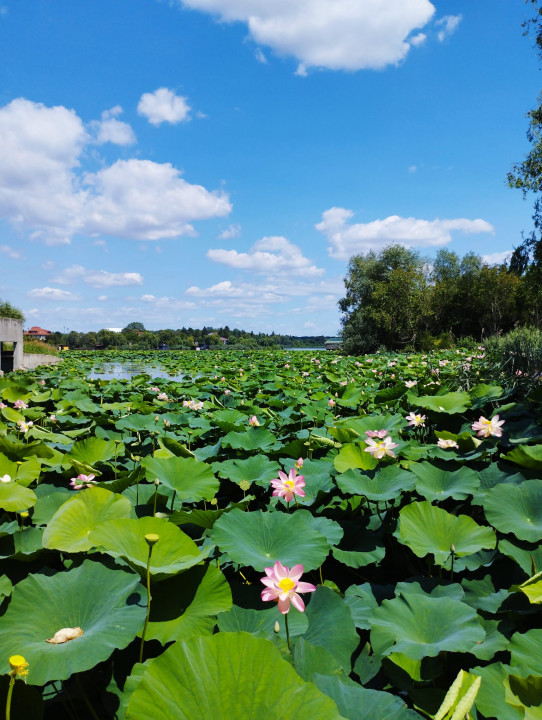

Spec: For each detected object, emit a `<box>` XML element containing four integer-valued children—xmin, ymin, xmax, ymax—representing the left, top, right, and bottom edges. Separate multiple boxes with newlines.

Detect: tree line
<box><xmin>339</xmin><ymin>245</ymin><xmax>538</xmax><ymax>354</ymax></box>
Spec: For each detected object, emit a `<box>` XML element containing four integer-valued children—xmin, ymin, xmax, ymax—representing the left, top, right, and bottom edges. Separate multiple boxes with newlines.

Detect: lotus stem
<box><xmin>153</xmin><ymin>478</ymin><xmax>159</xmax><ymax>517</ymax></box>
<box><xmin>5</xmin><ymin>676</ymin><xmax>14</xmax><ymax>720</ymax></box>
<box><xmin>139</xmin><ymin>533</ymin><xmax>159</xmax><ymax>663</ymax></box>
<box><xmin>284</xmin><ymin>613</ymin><xmax>291</xmax><ymax>650</ymax></box>
<box><xmin>450</xmin><ymin>544</ymin><xmax>455</xmax><ymax>581</ymax></box>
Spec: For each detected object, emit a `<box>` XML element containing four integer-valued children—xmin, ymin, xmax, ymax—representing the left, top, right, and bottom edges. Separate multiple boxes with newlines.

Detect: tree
<box><xmin>339</xmin><ymin>245</ymin><xmax>430</xmax><ymax>354</ymax></box>
<box><xmin>0</xmin><ymin>299</ymin><xmax>24</xmax><ymax>321</ymax></box>
<box><xmin>507</xmin><ymin>1</ymin><xmax>542</xmax><ymax>276</ymax></box>
<box><xmin>122</xmin><ymin>322</ymin><xmax>145</xmax><ymax>333</ymax></box>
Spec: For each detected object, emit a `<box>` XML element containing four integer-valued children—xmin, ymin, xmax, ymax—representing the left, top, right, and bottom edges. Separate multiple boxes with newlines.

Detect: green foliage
<box><xmin>0</xmin><ymin>299</ymin><xmax>24</xmax><ymax>321</ymax></box>
<box><xmin>485</xmin><ymin>326</ymin><xmax>542</xmax><ymax>386</ymax></box>
<box><xmin>23</xmin><ymin>339</ymin><xmax>58</xmax><ymax>355</ymax></box>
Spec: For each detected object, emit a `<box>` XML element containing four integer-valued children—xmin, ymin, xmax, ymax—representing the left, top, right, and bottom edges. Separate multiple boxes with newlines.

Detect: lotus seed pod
<box><xmin>145</xmin><ymin>533</ymin><xmax>160</xmax><ymax>547</ymax></box>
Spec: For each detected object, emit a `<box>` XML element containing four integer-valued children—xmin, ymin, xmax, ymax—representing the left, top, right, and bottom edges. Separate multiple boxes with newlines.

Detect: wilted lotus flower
<box><xmin>261</xmin><ymin>561</ymin><xmax>316</xmax><ymax>614</ymax></box>
<box><xmin>437</xmin><ymin>438</ymin><xmax>459</xmax><ymax>449</ymax></box>
<box><xmin>472</xmin><ymin>415</ymin><xmax>505</xmax><ymax>438</ymax></box>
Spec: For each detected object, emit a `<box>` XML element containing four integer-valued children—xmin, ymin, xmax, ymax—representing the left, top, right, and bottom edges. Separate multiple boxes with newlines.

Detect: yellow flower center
<box><xmin>284</xmin><ymin>480</ymin><xmax>295</xmax><ymax>491</ymax></box>
<box><xmin>278</xmin><ymin>578</ymin><xmax>296</xmax><ymax>592</ymax></box>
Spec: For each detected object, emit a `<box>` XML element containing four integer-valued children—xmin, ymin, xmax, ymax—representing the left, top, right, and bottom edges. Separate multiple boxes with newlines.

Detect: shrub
<box><xmin>0</xmin><ymin>299</ymin><xmax>24</xmax><ymax>321</ymax></box>
<box><xmin>485</xmin><ymin>326</ymin><xmax>542</xmax><ymax>384</ymax></box>
<box><xmin>23</xmin><ymin>339</ymin><xmax>59</xmax><ymax>356</ymax></box>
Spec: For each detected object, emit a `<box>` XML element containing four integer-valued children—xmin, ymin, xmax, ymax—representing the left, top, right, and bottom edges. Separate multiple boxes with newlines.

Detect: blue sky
<box><xmin>0</xmin><ymin>0</ymin><xmax>539</xmax><ymax>335</ymax></box>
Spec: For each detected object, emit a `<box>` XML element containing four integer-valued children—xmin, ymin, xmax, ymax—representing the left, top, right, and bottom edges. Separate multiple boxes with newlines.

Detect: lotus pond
<box><xmin>0</xmin><ymin>348</ymin><xmax>541</xmax><ymax>719</ymax></box>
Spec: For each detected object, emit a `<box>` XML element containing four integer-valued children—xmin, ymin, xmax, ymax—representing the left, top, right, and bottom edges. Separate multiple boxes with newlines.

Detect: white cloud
<box><xmin>42</xmin><ymin>260</ymin><xmax>54</xmax><ymax>270</ymax></box>
<box><xmin>141</xmin><ymin>294</ymin><xmax>196</xmax><ymax>310</ymax></box>
<box><xmin>176</xmin><ymin>0</ymin><xmax>436</xmax><ymax>72</ymax></box>
<box><xmin>207</xmin><ymin>236</ymin><xmax>324</xmax><ymax>277</ymax></box>
<box><xmin>436</xmin><ymin>15</ymin><xmax>461</xmax><ymax>42</ymax></box>
<box><xmin>218</xmin><ymin>223</ymin><xmax>241</xmax><ymax>240</ymax></box>
<box><xmin>483</xmin><ymin>250</ymin><xmax>512</xmax><ymax>266</ymax></box>
<box><xmin>97</xmin><ymin>295</ymin><xmax>107</xmax><ymax>301</ymax></box>
<box><xmin>91</xmin><ymin>106</ymin><xmax>136</xmax><ymax>146</ymax></box>
<box><xmin>0</xmin><ymin>244</ymin><xmax>22</xmax><ymax>259</ymax></box>
<box><xmin>316</xmin><ymin>207</ymin><xmax>495</xmax><ymax>260</ymax></box>
<box><xmin>27</xmin><ymin>287</ymin><xmax>79</xmax><ymax>301</ymax></box>
<box><xmin>137</xmin><ymin>88</ymin><xmax>191</xmax><ymax>125</ymax></box>
<box><xmin>0</xmin><ymin>98</ymin><xmax>231</xmax><ymax>244</ymax></box>
<box><xmin>52</xmin><ymin>265</ymin><xmax>144</xmax><ymax>288</ymax></box>
<box><xmin>254</xmin><ymin>48</ymin><xmax>268</xmax><ymax>64</ymax></box>
<box><xmin>410</xmin><ymin>33</ymin><xmax>427</xmax><ymax>47</ymax></box>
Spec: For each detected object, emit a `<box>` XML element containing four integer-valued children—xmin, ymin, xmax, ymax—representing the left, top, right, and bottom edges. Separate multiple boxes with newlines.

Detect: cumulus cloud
<box><xmin>141</xmin><ymin>294</ymin><xmax>196</xmax><ymax>310</ymax></box>
<box><xmin>0</xmin><ymin>244</ymin><xmax>22</xmax><ymax>259</ymax></box>
<box><xmin>27</xmin><ymin>287</ymin><xmax>79</xmax><ymax>301</ymax></box>
<box><xmin>315</xmin><ymin>207</ymin><xmax>495</xmax><ymax>260</ymax></box>
<box><xmin>207</xmin><ymin>236</ymin><xmax>324</xmax><ymax>277</ymax></box>
<box><xmin>52</xmin><ymin>264</ymin><xmax>143</xmax><ymax>288</ymax></box>
<box><xmin>186</xmin><ymin>277</ymin><xmax>343</xmax><ymax>302</ymax></box>
<box><xmin>0</xmin><ymin>98</ymin><xmax>231</xmax><ymax>244</ymax></box>
<box><xmin>91</xmin><ymin>106</ymin><xmax>136</xmax><ymax>146</ymax></box>
<box><xmin>436</xmin><ymin>15</ymin><xmax>462</xmax><ymax>42</ymax></box>
<box><xmin>176</xmin><ymin>0</ymin><xmax>436</xmax><ymax>72</ymax></box>
<box><xmin>217</xmin><ymin>223</ymin><xmax>241</xmax><ymax>240</ymax></box>
<box><xmin>137</xmin><ymin>88</ymin><xmax>191</xmax><ymax>125</ymax></box>
<box><xmin>483</xmin><ymin>250</ymin><xmax>512</xmax><ymax>266</ymax></box>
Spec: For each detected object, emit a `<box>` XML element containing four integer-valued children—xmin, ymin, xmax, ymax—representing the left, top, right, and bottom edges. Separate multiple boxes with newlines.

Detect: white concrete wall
<box><xmin>22</xmin><ymin>354</ymin><xmax>62</xmax><ymax>370</ymax></box>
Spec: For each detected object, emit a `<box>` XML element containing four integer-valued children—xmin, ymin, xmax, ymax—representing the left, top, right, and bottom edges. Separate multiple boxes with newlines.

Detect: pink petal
<box><xmin>273</xmin><ymin>561</ymin><xmax>288</xmax><ymax>580</ymax></box>
<box><xmin>290</xmin><ymin>593</ymin><xmax>305</xmax><ymax>612</ymax></box>
<box><xmin>289</xmin><ymin>564</ymin><xmax>304</xmax><ymax>581</ymax></box>
<box><xmin>296</xmin><ymin>581</ymin><xmax>316</xmax><ymax>594</ymax></box>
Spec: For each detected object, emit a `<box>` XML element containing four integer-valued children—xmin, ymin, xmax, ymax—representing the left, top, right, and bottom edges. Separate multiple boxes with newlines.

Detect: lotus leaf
<box><xmin>211</xmin><ymin>508</ymin><xmax>330</xmax><ymax>571</ymax></box>
<box><xmin>483</xmin><ymin>479</ymin><xmax>542</xmax><ymax>542</ymax></box>
<box><xmin>398</xmin><ymin>501</ymin><xmax>495</xmax><ymax>566</ymax></box>
<box><xmin>43</xmin><ymin>486</ymin><xmax>132</xmax><ymax>552</ymax></box>
<box><xmin>0</xmin><ymin>560</ymin><xmax>145</xmax><ymax>685</ymax></box>
<box><xmin>336</xmin><ymin>465</ymin><xmax>414</xmax><ymax>501</ymax></box>
<box><xmin>303</xmin><ymin>586</ymin><xmax>358</xmax><ymax>670</ymax></box>
<box><xmin>0</xmin><ymin>480</ymin><xmax>36</xmax><ymax>512</ymax></box>
<box><xmin>409</xmin><ymin>462</ymin><xmax>480</xmax><ymax>501</ymax></box>
<box><xmin>125</xmin><ymin>632</ymin><xmax>346</xmax><ymax>719</ymax></box>
<box><xmin>142</xmin><ymin>455</ymin><xmax>219</xmax><ymax>501</ymax></box>
<box><xmin>89</xmin><ymin>516</ymin><xmax>205</xmax><ymax>578</ymax></box>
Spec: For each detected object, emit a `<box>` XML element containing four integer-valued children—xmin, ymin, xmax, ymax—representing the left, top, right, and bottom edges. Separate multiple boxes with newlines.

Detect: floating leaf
<box><xmin>336</xmin><ymin>465</ymin><xmax>414</xmax><ymax>502</ymax></box>
<box><xmin>483</xmin><ymin>480</ymin><xmax>542</xmax><ymax>542</ymax></box>
<box><xmin>142</xmin><ymin>456</ymin><xmax>219</xmax><ymax>502</ymax></box>
<box><xmin>410</xmin><ymin>462</ymin><xmax>480</xmax><ymax>502</ymax></box>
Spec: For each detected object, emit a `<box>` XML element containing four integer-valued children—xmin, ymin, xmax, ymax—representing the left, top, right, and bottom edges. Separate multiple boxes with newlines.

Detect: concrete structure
<box><xmin>22</xmin><ymin>353</ymin><xmax>62</xmax><ymax>370</ymax></box>
<box><xmin>325</xmin><ymin>337</ymin><xmax>343</xmax><ymax>351</ymax></box>
<box><xmin>0</xmin><ymin>318</ymin><xmax>24</xmax><ymax>374</ymax></box>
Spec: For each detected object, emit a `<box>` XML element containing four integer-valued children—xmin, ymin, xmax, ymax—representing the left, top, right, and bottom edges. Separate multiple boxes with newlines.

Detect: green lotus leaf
<box><xmin>0</xmin><ymin>527</ymin><xmax>45</xmax><ymax>561</ymax></box>
<box><xmin>483</xmin><ymin>480</ymin><xmax>542</xmax><ymax>542</ymax></box>
<box><xmin>312</xmin><ymin>674</ymin><xmax>421</xmax><ymax>720</ymax></box>
<box><xmin>469</xmin><ymin>618</ymin><xmax>509</xmax><ymax>661</ymax></box>
<box><xmin>514</xmin><ymin>571</ymin><xmax>542</xmax><ymax>604</ymax></box>
<box><xmin>296</xmin><ymin>511</ymin><xmax>344</xmax><ymax>546</ymax></box>
<box><xmin>210</xmin><ymin>408</ymin><xmax>247</xmax><ymax>432</ymax></box>
<box><xmin>0</xmin><ymin>575</ymin><xmax>12</xmax><ymax>600</ymax></box>
<box><xmin>125</xmin><ymin>632</ymin><xmax>346</xmax><ymax>720</ymax></box>
<box><xmin>502</xmin><ymin>444</ymin><xmax>542</xmax><ymax>470</ymax></box>
<box><xmin>145</xmin><ymin>564</ymin><xmax>232</xmax><ymax>644</ymax></box>
<box><xmin>303</xmin><ymin>586</ymin><xmax>358</xmax><ymax>671</ymax></box>
<box><xmin>43</xmin><ymin>486</ymin><xmax>132</xmax><ymax>553</ymax></box>
<box><xmin>214</xmin><ymin>455</ymin><xmax>281</xmax><ymax>487</ymax></box>
<box><xmin>280</xmin><ymin>458</ymin><xmax>336</xmax><ymax>501</ymax></box>
<box><xmin>336</xmin><ymin>465</ymin><xmax>414</xmax><ymax>502</ymax></box>
<box><xmin>370</xmin><ymin>590</ymin><xmax>485</xmax><ymax>659</ymax></box>
<box><xmin>292</xmin><ymin>637</ymin><xmax>344</xmax><ymax>681</ymax></box>
<box><xmin>410</xmin><ymin>462</ymin><xmax>480</xmax><ymax>502</ymax></box>
<box><xmin>142</xmin><ymin>455</ymin><xmax>219</xmax><ymax>502</ymax></box>
<box><xmin>332</xmin><ymin>532</ymin><xmax>385</xmax><ymax>568</ymax></box>
<box><xmin>0</xmin><ymin>560</ymin><xmax>145</xmax><ymax>685</ymax></box>
<box><xmin>334</xmin><ymin>442</ymin><xmax>378</xmax><ymax>473</ymax></box>
<box><xmin>14</xmin><ymin>456</ymin><xmax>41</xmax><ymax>487</ymax></box>
<box><xmin>221</xmin><ymin>428</ymin><xmax>280</xmax><ymax>452</ymax></box>
<box><xmin>407</xmin><ymin>391</ymin><xmax>471</xmax><ymax>414</ymax></box>
<box><xmin>217</xmin><ymin>604</ymin><xmax>308</xmax><ymax>640</ymax></box>
<box><xmin>398</xmin><ymin>501</ymin><xmax>495</xmax><ymax>566</ymax></box>
<box><xmin>344</xmin><ymin>584</ymin><xmax>379</xmax><ymax>630</ymax></box>
<box><xmin>0</xmin><ymin>480</ymin><xmax>36</xmax><ymax>512</ymax></box>
<box><xmin>32</xmin><ymin>485</ymin><xmax>71</xmax><ymax>526</ymax></box>
<box><xmin>509</xmin><ymin>629</ymin><xmax>542</xmax><ymax>677</ymax></box>
<box><xmin>353</xmin><ymin>643</ymin><xmax>381</xmax><ymax>684</ymax></box>
<box><xmin>211</xmin><ymin>508</ymin><xmax>330</xmax><ymax>571</ymax></box>
<box><xmin>65</xmin><ymin>437</ymin><xmax>118</xmax><ymax>467</ymax></box>
<box><xmin>89</xmin><ymin>516</ymin><xmax>205</xmax><ymax>579</ymax></box>
<box><xmin>461</xmin><ymin>576</ymin><xmax>510</xmax><ymax>612</ymax></box>
<box><xmin>499</xmin><ymin>537</ymin><xmax>542</xmax><ymax>576</ymax></box>
<box><xmin>472</xmin><ymin>663</ymin><xmax>524</xmax><ymax>720</ymax></box>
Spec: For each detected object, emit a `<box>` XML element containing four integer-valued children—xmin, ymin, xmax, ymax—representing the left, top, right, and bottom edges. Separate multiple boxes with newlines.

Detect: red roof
<box><xmin>25</xmin><ymin>326</ymin><xmax>52</xmax><ymax>335</ymax></box>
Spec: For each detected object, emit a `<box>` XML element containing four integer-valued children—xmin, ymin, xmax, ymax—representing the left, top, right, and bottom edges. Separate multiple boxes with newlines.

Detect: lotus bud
<box><xmin>154</xmin><ymin>478</ymin><xmax>160</xmax><ymax>486</ymax></box>
<box><xmin>145</xmin><ymin>533</ymin><xmax>160</xmax><ymax>547</ymax></box>
<box><xmin>274</xmin><ymin>621</ymin><xmax>280</xmax><ymax>633</ymax></box>
<box><xmin>450</xmin><ymin>544</ymin><xmax>455</xmax><ymax>553</ymax></box>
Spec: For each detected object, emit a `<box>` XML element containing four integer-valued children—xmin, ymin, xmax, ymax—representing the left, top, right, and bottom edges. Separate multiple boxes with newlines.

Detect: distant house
<box><xmin>24</xmin><ymin>326</ymin><xmax>52</xmax><ymax>341</ymax></box>
<box><xmin>206</xmin><ymin>333</ymin><xmax>228</xmax><ymax>345</ymax></box>
<box><xmin>325</xmin><ymin>337</ymin><xmax>343</xmax><ymax>351</ymax></box>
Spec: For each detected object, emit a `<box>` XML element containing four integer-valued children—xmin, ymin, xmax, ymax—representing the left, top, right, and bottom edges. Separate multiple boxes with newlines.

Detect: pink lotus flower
<box><xmin>150</xmin><ymin>386</ymin><xmax>160</xmax><ymax>392</ymax></box>
<box><xmin>294</xmin><ymin>457</ymin><xmax>303</xmax><ymax>470</ymax></box>
<box><xmin>0</xmin><ymin>402</ymin><xmax>6</xmax><ymax>409</ymax></box>
<box><xmin>437</xmin><ymin>438</ymin><xmax>459</xmax><ymax>449</ymax></box>
<box><xmin>17</xmin><ymin>420</ymin><xmax>33</xmax><ymax>433</ymax></box>
<box><xmin>364</xmin><ymin>436</ymin><xmax>398</xmax><ymax>459</ymax></box>
<box><xmin>157</xmin><ymin>392</ymin><xmax>169</xmax><ymax>401</ymax></box>
<box><xmin>224</xmin><ymin>389</ymin><xmax>231</xmax><ymax>395</ymax></box>
<box><xmin>472</xmin><ymin>415</ymin><xmax>505</xmax><ymax>438</ymax></box>
<box><xmin>49</xmin><ymin>414</ymin><xmax>56</xmax><ymax>422</ymax></box>
<box><xmin>261</xmin><ymin>561</ymin><xmax>316</xmax><ymax>614</ymax></box>
<box><xmin>13</xmin><ymin>400</ymin><xmax>28</xmax><ymax>409</ymax></box>
<box><xmin>271</xmin><ymin>468</ymin><xmax>305</xmax><ymax>503</ymax></box>
<box><xmin>328</xmin><ymin>398</ymin><xmax>336</xmax><ymax>407</ymax></box>
<box><xmin>366</xmin><ymin>429</ymin><xmax>388</xmax><ymax>439</ymax></box>
<box><xmin>405</xmin><ymin>380</ymin><xmax>417</xmax><ymax>388</ymax></box>
<box><xmin>248</xmin><ymin>415</ymin><xmax>260</xmax><ymax>427</ymax></box>
<box><xmin>39</xmin><ymin>379</ymin><xmax>46</xmax><ymax>386</ymax></box>
<box><xmin>406</xmin><ymin>411</ymin><xmax>426</xmax><ymax>428</ymax></box>
<box><xmin>70</xmin><ymin>473</ymin><xmax>97</xmax><ymax>490</ymax></box>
